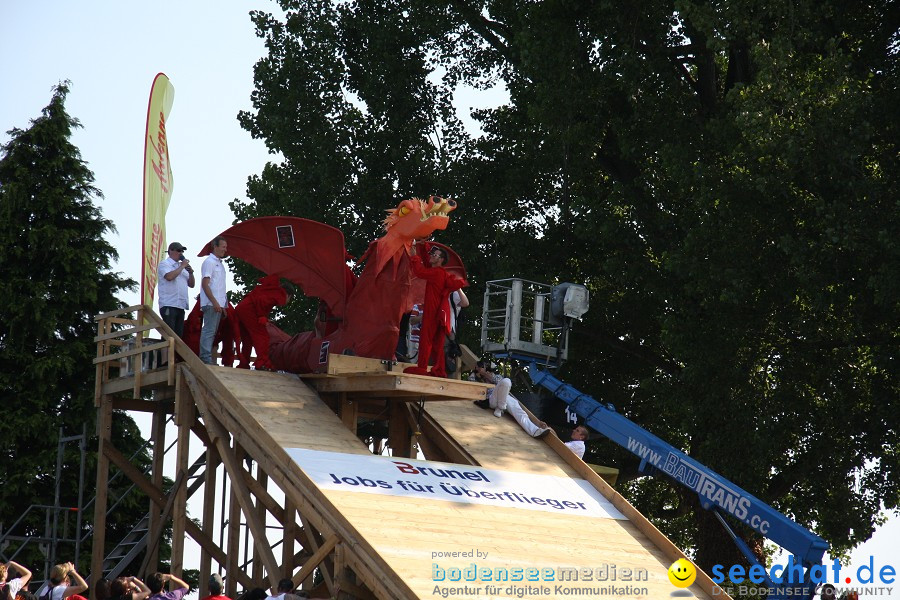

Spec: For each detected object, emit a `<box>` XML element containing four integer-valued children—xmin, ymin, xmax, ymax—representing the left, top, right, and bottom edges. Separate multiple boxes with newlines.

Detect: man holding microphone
<box><xmin>157</xmin><ymin>241</ymin><xmax>195</xmax><ymax>337</ymax></box>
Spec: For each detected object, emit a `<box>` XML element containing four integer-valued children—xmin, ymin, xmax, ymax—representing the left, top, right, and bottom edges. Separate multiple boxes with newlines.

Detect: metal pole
<box><xmin>51</xmin><ymin>426</ymin><xmax>65</xmax><ymax>567</ymax></box>
<box><xmin>75</xmin><ymin>423</ymin><xmax>87</xmax><ymax>568</ymax></box>
<box><xmin>532</xmin><ymin>294</ymin><xmax>545</xmax><ymax>344</ymax></box>
<box><xmin>509</xmin><ymin>279</ymin><xmax>523</xmax><ymax>344</ymax></box>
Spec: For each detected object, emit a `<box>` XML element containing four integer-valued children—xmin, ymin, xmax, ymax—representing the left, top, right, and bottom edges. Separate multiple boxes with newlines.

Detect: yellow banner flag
<box><xmin>141</xmin><ymin>73</ymin><xmax>175</xmax><ymax>310</ymax></box>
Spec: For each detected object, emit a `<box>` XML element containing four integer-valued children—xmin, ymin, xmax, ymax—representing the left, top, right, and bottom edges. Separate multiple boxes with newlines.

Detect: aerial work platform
<box><xmin>92</xmin><ymin>306</ymin><xmax>727</xmax><ymax>600</ymax></box>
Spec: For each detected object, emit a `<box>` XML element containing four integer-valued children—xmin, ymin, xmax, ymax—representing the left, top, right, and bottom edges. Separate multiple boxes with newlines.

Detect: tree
<box><xmin>0</xmin><ymin>83</ymin><xmax>148</xmax><ymax>569</ymax></box>
<box><xmin>237</xmin><ymin>0</ymin><xmax>899</xmax><ymax>573</ymax></box>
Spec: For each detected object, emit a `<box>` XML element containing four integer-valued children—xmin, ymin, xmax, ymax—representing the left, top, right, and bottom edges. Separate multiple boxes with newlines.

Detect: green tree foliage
<box><xmin>0</xmin><ymin>83</ymin><xmax>148</xmax><ymax>569</ymax></box>
<box><xmin>237</xmin><ymin>0</ymin><xmax>899</xmax><ymax>570</ymax></box>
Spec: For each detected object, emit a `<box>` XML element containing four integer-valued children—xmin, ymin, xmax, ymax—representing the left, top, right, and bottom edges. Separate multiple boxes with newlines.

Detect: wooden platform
<box><xmin>202</xmin><ymin>366</ymin><xmax>721</xmax><ymax>599</ymax></box>
<box><xmin>300</xmin><ymin>354</ymin><xmax>489</xmax><ymax>401</ymax></box>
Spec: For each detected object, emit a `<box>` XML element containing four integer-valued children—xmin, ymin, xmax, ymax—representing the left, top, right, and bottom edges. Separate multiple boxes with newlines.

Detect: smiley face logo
<box><xmin>668</xmin><ymin>558</ymin><xmax>696</xmax><ymax>588</ymax></box>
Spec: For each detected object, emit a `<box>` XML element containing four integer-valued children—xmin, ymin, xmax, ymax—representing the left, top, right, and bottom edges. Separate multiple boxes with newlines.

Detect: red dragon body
<box><xmin>199</xmin><ymin>197</ymin><xmax>465</xmax><ymax>374</ymax></box>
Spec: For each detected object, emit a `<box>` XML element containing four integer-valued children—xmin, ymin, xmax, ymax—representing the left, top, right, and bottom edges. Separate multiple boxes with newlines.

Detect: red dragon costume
<box><xmin>403</xmin><ymin>244</ymin><xmax>468</xmax><ymax>377</ymax></box>
<box><xmin>234</xmin><ymin>274</ymin><xmax>291</xmax><ymax>370</ymax></box>
<box><xmin>198</xmin><ymin>197</ymin><xmax>465</xmax><ymax>374</ymax></box>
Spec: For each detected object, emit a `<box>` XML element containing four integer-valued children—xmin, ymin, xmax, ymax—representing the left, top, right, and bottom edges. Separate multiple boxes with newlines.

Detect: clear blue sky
<box><xmin>2</xmin><ymin>2</ymin><xmax>896</xmax><ymax>596</ymax></box>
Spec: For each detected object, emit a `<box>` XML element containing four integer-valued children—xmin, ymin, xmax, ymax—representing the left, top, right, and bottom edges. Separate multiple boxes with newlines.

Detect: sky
<box><xmin>1</xmin><ymin>2</ymin><xmax>897</xmax><ymax>597</ymax></box>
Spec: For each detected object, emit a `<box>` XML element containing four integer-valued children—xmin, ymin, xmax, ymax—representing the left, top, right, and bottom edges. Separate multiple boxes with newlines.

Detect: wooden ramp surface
<box><xmin>206</xmin><ymin>368</ymin><xmax>717</xmax><ymax>600</ymax></box>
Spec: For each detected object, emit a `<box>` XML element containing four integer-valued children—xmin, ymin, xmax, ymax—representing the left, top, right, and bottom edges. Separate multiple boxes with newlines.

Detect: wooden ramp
<box><xmin>194</xmin><ymin>366</ymin><xmax>725</xmax><ymax>600</ymax></box>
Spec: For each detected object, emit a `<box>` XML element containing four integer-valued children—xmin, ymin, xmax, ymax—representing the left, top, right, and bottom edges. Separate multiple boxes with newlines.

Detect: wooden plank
<box><xmin>302</xmin><ymin>372</ymin><xmax>489</xmax><ymax>400</ymax></box>
<box><xmin>92</xmin><ymin>339</ymin><xmax>170</xmax><ymax>362</ymax></box>
<box><xmin>322</xmin><ymin>353</ymin><xmax>410</xmax><ymax>375</ymax></box>
<box><xmin>101</xmin><ymin>370</ymin><xmax>172</xmax><ymax>395</ymax></box>
<box><xmin>94</xmin><ymin>323</ymin><xmax>155</xmax><ymax>342</ymax></box>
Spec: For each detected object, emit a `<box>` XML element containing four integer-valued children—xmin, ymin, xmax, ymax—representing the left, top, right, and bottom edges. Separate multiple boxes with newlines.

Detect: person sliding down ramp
<box><xmin>234</xmin><ymin>274</ymin><xmax>291</xmax><ymax>370</ymax></box>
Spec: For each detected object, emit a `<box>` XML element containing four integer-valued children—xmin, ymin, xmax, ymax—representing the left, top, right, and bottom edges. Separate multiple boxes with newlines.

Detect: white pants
<box><xmin>491</xmin><ymin>379</ymin><xmax>542</xmax><ymax>437</ymax></box>
<box><xmin>506</xmin><ymin>394</ymin><xmax>542</xmax><ymax>437</ymax></box>
<box><xmin>489</xmin><ymin>377</ymin><xmax>511</xmax><ymax>410</ymax></box>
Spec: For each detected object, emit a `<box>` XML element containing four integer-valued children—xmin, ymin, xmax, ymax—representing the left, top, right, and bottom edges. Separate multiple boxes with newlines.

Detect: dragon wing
<box><xmin>199</xmin><ymin>216</ymin><xmax>349</xmax><ymax>318</ymax></box>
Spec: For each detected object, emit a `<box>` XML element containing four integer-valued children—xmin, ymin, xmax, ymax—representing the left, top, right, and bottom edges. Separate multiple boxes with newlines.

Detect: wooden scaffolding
<box><xmin>91</xmin><ymin>305</ymin><xmax>729</xmax><ymax>600</ymax></box>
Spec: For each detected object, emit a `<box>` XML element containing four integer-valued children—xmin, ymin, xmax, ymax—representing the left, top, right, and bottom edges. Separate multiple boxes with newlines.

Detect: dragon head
<box><xmin>383</xmin><ymin>196</ymin><xmax>456</xmax><ymax>241</ymax></box>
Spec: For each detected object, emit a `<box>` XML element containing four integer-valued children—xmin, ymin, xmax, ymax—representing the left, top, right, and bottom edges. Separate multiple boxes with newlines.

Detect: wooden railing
<box><xmin>93</xmin><ymin>304</ymin><xmax>178</xmax><ymax>402</ymax></box>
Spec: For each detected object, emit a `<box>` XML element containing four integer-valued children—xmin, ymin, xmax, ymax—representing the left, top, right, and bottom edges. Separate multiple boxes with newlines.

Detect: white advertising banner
<box><xmin>286</xmin><ymin>448</ymin><xmax>627</xmax><ymax>520</ymax></box>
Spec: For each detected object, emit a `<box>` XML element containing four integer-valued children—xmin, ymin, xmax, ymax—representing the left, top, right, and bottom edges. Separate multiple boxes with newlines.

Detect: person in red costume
<box><xmin>235</xmin><ymin>274</ymin><xmax>292</xmax><ymax>370</ymax></box>
<box><xmin>403</xmin><ymin>241</ymin><xmax>468</xmax><ymax>377</ymax></box>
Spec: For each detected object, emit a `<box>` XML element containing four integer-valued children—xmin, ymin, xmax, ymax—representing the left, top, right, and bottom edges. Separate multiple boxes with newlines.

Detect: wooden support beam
<box><xmin>199</xmin><ymin>445</ymin><xmax>219</xmax><ymax>599</ymax></box>
<box><xmin>110</xmin><ymin>398</ymin><xmax>174</xmax><ymax>413</ymax></box>
<box><xmin>388</xmin><ymin>401</ymin><xmax>412</xmax><ymax>458</ymax></box>
<box><xmin>252</xmin><ymin>467</ymin><xmax>268</xmax><ymax>583</ymax></box>
<box><xmin>179</xmin><ymin>366</ymin><xmax>415</xmax><ymax>599</ymax></box>
<box><xmin>282</xmin><ymin>498</ymin><xmax>298</xmax><ymax>583</ymax></box>
<box><xmin>100</xmin><ymin>444</ymin><xmax>255</xmax><ymax>590</ymax></box>
<box><xmin>405</xmin><ymin>403</ymin><xmax>477</xmax><ymax>466</ymax></box>
<box><xmin>291</xmin><ymin>535</ymin><xmax>337</xmax><ymax>589</ymax></box>
<box><xmin>146</xmin><ymin>407</ymin><xmax>167</xmax><ymax>572</ymax></box>
<box><xmin>339</xmin><ymin>393</ymin><xmax>357</xmax><ymax>434</ymax></box>
<box><xmin>302</xmin><ymin>372</ymin><xmax>488</xmax><ymax>400</ymax></box>
<box><xmin>138</xmin><ymin>470</ymin><xmax>185</xmax><ymax>578</ymax></box>
<box><xmin>94</xmin><ymin>318</ymin><xmax>109</xmax><ymax>407</ymax></box>
<box><xmin>226</xmin><ymin>448</ymin><xmax>242</xmax><ymax>599</ymax></box>
<box><xmin>192</xmin><ymin>387</ymin><xmax>282</xmax><ymax>590</ymax></box>
<box><xmin>171</xmin><ymin>372</ymin><xmax>194</xmax><ymax>578</ymax></box>
<box><xmin>90</xmin><ymin>396</ymin><xmax>112</xmax><ymax>597</ymax></box>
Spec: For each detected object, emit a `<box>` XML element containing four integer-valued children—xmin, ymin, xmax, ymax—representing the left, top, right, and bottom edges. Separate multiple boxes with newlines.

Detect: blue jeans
<box><xmin>199</xmin><ymin>305</ymin><xmax>222</xmax><ymax>364</ymax></box>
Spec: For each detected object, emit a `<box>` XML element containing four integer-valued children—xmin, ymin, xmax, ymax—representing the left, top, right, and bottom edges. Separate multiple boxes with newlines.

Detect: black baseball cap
<box><xmin>168</xmin><ymin>242</ymin><xmax>187</xmax><ymax>252</ymax></box>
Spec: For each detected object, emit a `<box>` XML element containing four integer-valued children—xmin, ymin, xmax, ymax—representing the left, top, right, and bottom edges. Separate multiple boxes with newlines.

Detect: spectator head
<box><xmin>240</xmin><ymin>588</ymin><xmax>267</xmax><ymax>600</ymax></box>
<box><xmin>209</xmin><ymin>574</ymin><xmax>224</xmax><ymax>596</ymax></box>
<box><xmin>147</xmin><ymin>573</ymin><xmax>166</xmax><ymax>594</ymax></box>
<box><xmin>572</xmin><ymin>425</ymin><xmax>590</xmax><ymax>441</ymax></box>
<box><xmin>110</xmin><ymin>578</ymin><xmax>130</xmax><ymax>597</ymax></box>
<box><xmin>0</xmin><ymin>564</ymin><xmax>8</xmax><ymax>583</ymax></box>
<box><xmin>276</xmin><ymin>579</ymin><xmax>293</xmax><ymax>593</ymax></box>
<box><xmin>94</xmin><ymin>579</ymin><xmax>111</xmax><ymax>600</ymax></box>
<box><xmin>50</xmin><ymin>564</ymin><xmax>70</xmax><ymax>586</ymax></box>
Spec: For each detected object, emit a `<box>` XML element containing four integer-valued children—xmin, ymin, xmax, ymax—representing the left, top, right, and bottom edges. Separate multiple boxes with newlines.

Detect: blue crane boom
<box><xmin>528</xmin><ymin>362</ymin><xmax>829</xmax><ymax>597</ymax></box>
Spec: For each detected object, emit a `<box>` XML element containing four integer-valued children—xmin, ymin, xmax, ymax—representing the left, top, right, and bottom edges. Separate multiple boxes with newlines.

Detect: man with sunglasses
<box><xmin>157</xmin><ymin>241</ymin><xmax>195</xmax><ymax>337</ymax></box>
<box><xmin>403</xmin><ymin>241</ymin><xmax>467</xmax><ymax>377</ymax></box>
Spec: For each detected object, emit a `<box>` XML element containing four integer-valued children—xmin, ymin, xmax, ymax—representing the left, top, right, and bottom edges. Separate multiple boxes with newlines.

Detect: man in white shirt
<box><xmin>157</xmin><ymin>241</ymin><xmax>195</xmax><ymax>337</ymax></box>
<box><xmin>199</xmin><ymin>236</ymin><xmax>228</xmax><ymax>364</ymax></box>
<box><xmin>564</xmin><ymin>425</ymin><xmax>590</xmax><ymax>460</ymax></box>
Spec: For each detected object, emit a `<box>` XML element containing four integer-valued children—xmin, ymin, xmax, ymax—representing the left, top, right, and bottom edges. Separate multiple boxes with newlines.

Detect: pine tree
<box><xmin>0</xmin><ymin>83</ymin><xmax>145</xmax><ymax>566</ymax></box>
